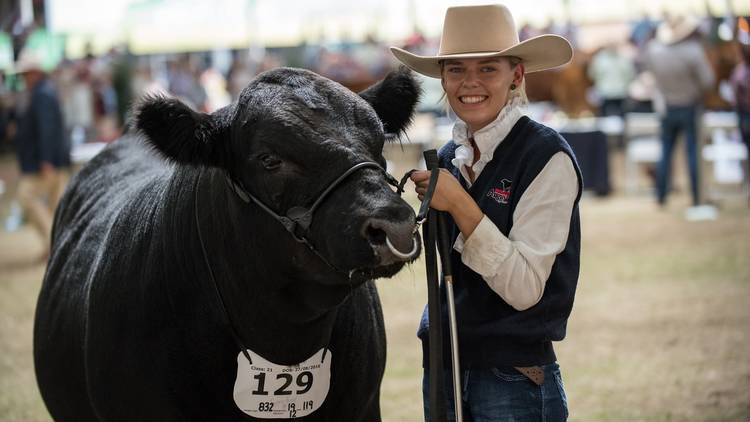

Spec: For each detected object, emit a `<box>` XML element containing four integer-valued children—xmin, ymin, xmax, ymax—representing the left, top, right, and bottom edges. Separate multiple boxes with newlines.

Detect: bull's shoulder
<box><xmin>74</xmin><ymin>136</ymin><xmax>168</xmax><ymax>190</ymax></box>
<box><xmin>55</xmin><ymin>137</ymin><xmax>170</xmax><ymax>227</ymax></box>
<box><xmin>45</xmin><ymin>135</ymin><xmax>190</xmax><ymax>314</ymax></box>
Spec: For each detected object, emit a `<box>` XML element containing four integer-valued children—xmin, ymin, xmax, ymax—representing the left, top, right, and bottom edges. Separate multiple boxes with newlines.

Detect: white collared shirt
<box><xmin>450</xmin><ymin>99</ymin><xmax>579</xmax><ymax>311</ymax></box>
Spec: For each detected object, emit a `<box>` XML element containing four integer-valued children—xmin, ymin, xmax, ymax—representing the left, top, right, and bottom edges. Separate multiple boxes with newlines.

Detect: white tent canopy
<box><xmin>46</xmin><ymin>0</ymin><xmax>750</xmax><ymax>56</ymax></box>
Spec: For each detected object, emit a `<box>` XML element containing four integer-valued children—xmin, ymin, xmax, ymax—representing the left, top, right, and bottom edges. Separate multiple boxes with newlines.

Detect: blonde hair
<box><xmin>505</xmin><ymin>56</ymin><xmax>528</xmax><ymax>105</ymax></box>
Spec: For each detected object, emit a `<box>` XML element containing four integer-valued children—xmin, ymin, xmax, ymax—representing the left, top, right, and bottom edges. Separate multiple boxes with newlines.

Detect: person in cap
<box><xmin>11</xmin><ymin>49</ymin><xmax>70</xmax><ymax>259</ymax></box>
<box><xmin>644</xmin><ymin>15</ymin><xmax>714</xmax><ymax>208</ymax></box>
<box><xmin>392</xmin><ymin>4</ymin><xmax>580</xmax><ymax>421</ymax></box>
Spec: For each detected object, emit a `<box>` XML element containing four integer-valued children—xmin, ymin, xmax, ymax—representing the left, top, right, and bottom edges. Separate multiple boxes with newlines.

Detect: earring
<box><xmin>510</xmin><ymin>83</ymin><xmax>516</xmax><ymax>90</ymax></box>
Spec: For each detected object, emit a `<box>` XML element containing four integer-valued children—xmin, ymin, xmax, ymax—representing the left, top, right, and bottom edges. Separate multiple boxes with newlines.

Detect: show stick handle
<box><xmin>424</xmin><ymin>149</ymin><xmax>438</xmax><ymax>171</ymax></box>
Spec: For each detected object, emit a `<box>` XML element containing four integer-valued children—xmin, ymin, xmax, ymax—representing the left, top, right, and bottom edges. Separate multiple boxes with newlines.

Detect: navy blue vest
<box><xmin>419</xmin><ymin>116</ymin><xmax>583</xmax><ymax>368</ymax></box>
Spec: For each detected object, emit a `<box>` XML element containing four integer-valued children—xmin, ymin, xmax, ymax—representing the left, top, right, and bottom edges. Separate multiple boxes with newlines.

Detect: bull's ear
<box><xmin>359</xmin><ymin>66</ymin><xmax>421</xmax><ymax>135</ymax></box>
<box><xmin>132</xmin><ymin>95</ymin><xmax>232</xmax><ymax>167</ymax></box>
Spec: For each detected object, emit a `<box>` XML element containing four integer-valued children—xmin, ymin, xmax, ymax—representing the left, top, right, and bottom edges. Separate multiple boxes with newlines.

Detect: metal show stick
<box><xmin>424</xmin><ymin>150</ymin><xmax>463</xmax><ymax>422</ymax></box>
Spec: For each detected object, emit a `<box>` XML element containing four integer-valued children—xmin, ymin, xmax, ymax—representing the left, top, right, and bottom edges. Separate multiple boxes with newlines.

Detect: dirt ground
<box><xmin>378</xmin><ymin>194</ymin><xmax>750</xmax><ymax>422</ymax></box>
<box><xmin>1</xmin><ymin>150</ymin><xmax>749</xmax><ymax>421</ymax></box>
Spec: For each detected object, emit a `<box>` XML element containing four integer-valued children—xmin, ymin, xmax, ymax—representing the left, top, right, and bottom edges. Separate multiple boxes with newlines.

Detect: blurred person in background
<box><xmin>199</xmin><ymin>65</ymin><xmax>231</xmax><ymax>112</ymax></box>
<box><xmin>11</xmin><ymin>49</ymin><xmax>70</xmax><ymax>258</ymax></box>
<box><xmin>645</xmin><ymin>15</ymin><xmax>715</xmax><ymax>209</ymax></box>
<box><xmin>110</xmin><ymin>45</ymin><xmax>134</xmax><ymax>128</ymax></box>
<box><xmin>518</xmin><ymin>23</ymin><xmax>535</xmax><ymax>41</ymax></box>
<box><xmin>630</xmin><ymin>12</ymin><xmax>657</xmax><ymax>55</ymax></box>
<box><xmin>0</xmin><ymin>70</ymin><xmax>9</xmax><ymax>150</ymax></box>
<box><xmin>730</xmin><ymin>17</ymin><xmax>750</xmax><ymax>202</ymax></box>
<box><xmin>402</xmin><ymin>28</ymin><xmax>428</xmax><ymax>55</ymax></box>
<box><xmin>131</xmin><ymin>61</ymin><xmax>166</xmax><ymax>99</ymax></box>
<box><xmin>59</xmin><ymin>58</ymin><xmax>95</xmax><ymax>145</ymax></box>
<box><xmin>625</xmin><ymin>69</ymin><xmax>657</xmax><ymax>113</ymax></box>
<box><xmin>90</xmin><ymin>59</ymin><xmax>120</xmax><ymax>142</ymax></box>
<box><xmin>226</xmin><ymin>54</ymin><xmax>255</xmax><ymax>101</ymax></box>
<box><xmin>167</xmin><ymin>56</ymin><xmax>207</xmax><ymax>112</ymax></box>
<box><xmin>392</xmin><ymin>4</ymin><xmax>580</xmax><ymax>421</ymax></box>
<box><xmin>588</xmin><ymin>41</ymin><xmax>636</xmax><ymax>117</ymax></box>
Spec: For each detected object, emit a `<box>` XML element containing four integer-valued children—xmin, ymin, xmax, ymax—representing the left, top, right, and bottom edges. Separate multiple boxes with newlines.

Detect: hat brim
<box><xmin>656</xmin><ymin>24</ymin><xmax>699</xmax><ymax>44</ymax></box>
<box><xmin>8</xmin><ymin>64</ymin><xmax>44</xmax><ymax>75</ymax></box>
<box><xmin>391</xmin><ymin>34</ymin><xmax>573</xmax><ymax>78</ymax></box>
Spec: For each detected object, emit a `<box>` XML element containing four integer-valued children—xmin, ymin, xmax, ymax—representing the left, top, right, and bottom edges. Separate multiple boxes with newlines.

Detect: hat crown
<box><xmin>14</xmin><ymin>48</ymin><xmax>45</xmax><ymax>74</ymax></box>
<box><xmin>657</xmin><ymin>15</ymin><xmax>700</xmax><ymax>44</ymax></box>
<box><xmin>438</xmin><ymin>5</ymin><xmax>520</xmax><ymax>56</ymax></box>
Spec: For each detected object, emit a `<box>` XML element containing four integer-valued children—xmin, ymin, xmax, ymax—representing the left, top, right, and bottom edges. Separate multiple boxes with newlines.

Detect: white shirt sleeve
<box><xmin>453</xmin><ymin>152</ymin><xmax>579</xmax><ymax>311</ymax></box>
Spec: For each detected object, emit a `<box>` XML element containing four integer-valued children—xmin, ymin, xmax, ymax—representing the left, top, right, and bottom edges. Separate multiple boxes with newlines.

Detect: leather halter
<box><xmin>225</xmin><ymin>161</ymin><xmax>400</xmax><ymax>272</ymax></box>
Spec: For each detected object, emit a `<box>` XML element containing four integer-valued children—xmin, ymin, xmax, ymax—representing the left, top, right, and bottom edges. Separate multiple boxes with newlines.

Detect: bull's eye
<box><xmin>259</xmin><ymin>154</ymin><xmax>281</xmax><ymax>171</ymax></box>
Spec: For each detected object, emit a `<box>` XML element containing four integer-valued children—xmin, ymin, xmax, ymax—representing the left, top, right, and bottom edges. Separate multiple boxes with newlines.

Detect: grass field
<box><xmin>1</xmin><ymin>188</ymin><xmax>749</xmax><ymax>421</ymax></box>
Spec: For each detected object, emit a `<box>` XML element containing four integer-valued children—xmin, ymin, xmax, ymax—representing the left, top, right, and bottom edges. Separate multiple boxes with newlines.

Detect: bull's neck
<box><xmin>189</xmin><ymin>167</ymin><xmax>348</xmax><ymax>365</ymax></box>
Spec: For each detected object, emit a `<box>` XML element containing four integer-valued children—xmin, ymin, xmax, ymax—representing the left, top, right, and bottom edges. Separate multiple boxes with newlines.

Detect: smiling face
<box><xmin>441</xmin><ymin>57</ymin><xmax>523</xmax><ymax>133</ymax></box>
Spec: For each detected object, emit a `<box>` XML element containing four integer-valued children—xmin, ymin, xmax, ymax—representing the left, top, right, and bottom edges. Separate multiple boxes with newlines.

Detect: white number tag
<box><xmin>233</xmin><ymin>348</ymin><xmax>331</xmax><ymax>419</ymax></box>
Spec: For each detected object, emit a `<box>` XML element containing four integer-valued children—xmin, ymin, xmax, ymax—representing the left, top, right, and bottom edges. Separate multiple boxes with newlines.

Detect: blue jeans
<box><xmin>422</xmin><ymin>363</ymin><xmax>568</xmax><ymax>421</ymax></box>
<box><xmin>657</xmin><ymin>105</ymin><xmax>700</xmax><ymax>206</ymax></box>
<box><xmin>739</xmin><ymin>111</ymin><xmax>750</xmax><ymax>155</ymax></box>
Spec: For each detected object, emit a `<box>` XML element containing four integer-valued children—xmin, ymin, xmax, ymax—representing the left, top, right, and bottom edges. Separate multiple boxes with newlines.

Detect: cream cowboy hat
<box><xmin>656</xmin><ymin>15</ymin><xmax>701</xmax><ymax>45</ymax></box>
<box><xmin>390</xmin><ymin>4</ymin><xmax>573</xmax><ymax>78</ymax></box>
<box><xmin>11</xmin><ymin>49</ymin><xmax>45</xmax><ymax>74</ymax></box>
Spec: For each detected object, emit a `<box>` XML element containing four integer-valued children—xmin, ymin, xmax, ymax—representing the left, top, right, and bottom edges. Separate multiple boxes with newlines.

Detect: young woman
<box><xmin>391</xmin><ymin>4</ymin><xmax>581</xmax><ymax>421</ymax></box>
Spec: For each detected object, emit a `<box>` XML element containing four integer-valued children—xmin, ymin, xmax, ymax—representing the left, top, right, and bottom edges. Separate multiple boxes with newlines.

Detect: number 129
<box><xmin>252</xmin><ymin>371</ymin><xmax>314</xmax><ymax>396</ymax></box>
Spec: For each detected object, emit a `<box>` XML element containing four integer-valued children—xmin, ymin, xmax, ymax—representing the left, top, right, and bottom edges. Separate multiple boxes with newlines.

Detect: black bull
<box><xmin>34</xmin><ymin>67</ymin><xmax>422</xmax><ymax>421</ymax></box>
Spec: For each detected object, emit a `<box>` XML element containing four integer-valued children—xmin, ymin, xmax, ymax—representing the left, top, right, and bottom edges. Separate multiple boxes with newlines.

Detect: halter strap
<box><xmin>194</xmin><ymin>170</ymin><xmax>254</xmax><ymax>364</ymax></box>
<box><xmin>226</xmin><ymin>161</ymin><xmax>397</xmax><ymax>273</ymax></box>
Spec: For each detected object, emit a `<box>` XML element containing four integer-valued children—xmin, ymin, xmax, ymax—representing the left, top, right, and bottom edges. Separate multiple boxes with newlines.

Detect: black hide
<box><xmin>34</xmin><ymin>67</ymin><xmax>421</xmax><ymax>421</ymax></box>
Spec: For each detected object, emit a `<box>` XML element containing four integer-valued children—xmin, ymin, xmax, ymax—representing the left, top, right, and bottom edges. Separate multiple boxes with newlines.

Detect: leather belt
<box><xmin>514</xmin><ymin>366</ymin><xmax>545</xmax><ymax>386</ymax></box>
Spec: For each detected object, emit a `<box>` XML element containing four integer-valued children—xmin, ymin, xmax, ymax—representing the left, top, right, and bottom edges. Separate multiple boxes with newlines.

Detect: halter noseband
<box><xmin>225</xmin><ymin>161</ymin><xmax>403</xmax><ymax>272</ymax></box>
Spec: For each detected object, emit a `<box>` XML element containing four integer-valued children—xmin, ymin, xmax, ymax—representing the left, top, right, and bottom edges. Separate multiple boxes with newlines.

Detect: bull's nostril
<box><xmin>366</xmin><ymin>225</ymin><xmax>387</xmax><ymax>245</ymax></box>
<box><xmin>362</xmin><ymin>217</ymin><xmax>420</xmax><ymax>263</ymax></box>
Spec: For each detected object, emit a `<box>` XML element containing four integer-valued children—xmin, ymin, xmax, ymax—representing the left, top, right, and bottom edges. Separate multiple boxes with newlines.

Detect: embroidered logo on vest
<box><xmin>487</xmin><ymin>179</ymin><xmax>512</xmax><ymax>204</ymax></box>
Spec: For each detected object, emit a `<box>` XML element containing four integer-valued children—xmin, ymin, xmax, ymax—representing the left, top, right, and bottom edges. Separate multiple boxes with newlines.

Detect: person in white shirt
<box><xmin>391</xmin><ymin>4</ymin><xmax>582</xmax><ymax>421</ymax></box>
<box><xmin>588</xmin><ymin>43</ymin><xmax>636</xmax><ymax>117</ymax></box>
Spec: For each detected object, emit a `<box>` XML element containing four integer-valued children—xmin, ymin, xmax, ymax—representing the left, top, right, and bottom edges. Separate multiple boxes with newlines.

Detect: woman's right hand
<box><xmin>410</xmin><ymin>169</ymin><xmax>463</xmax><ymax>213</ymax></box>
<box><xmin>410</xmin><ymin>169</ymin><xmax>484</xmax><ymax>238</ymax></box>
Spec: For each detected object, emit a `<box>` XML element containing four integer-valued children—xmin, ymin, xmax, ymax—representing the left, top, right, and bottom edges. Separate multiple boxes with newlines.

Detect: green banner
<box><xmin>24</xmin><ymin>29</ymin><xmax>65</xmax><ymax>71</ymax></box>
<box><xmin>0</xmin><ymin>32</ymin><xmax>12</xmax><ymax>72</ymax></box>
